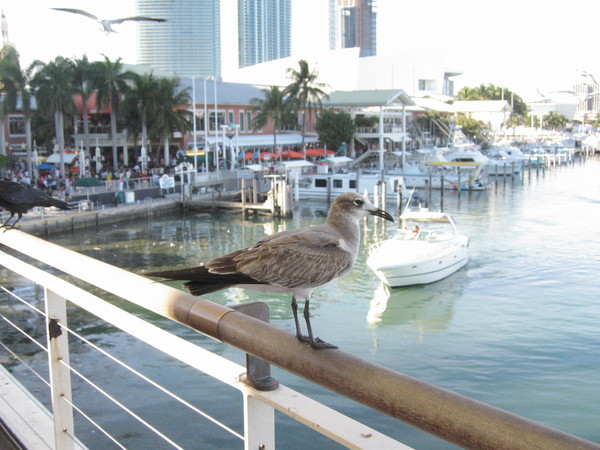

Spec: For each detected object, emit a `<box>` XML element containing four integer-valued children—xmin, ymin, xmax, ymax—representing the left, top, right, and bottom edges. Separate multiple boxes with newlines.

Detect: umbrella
<box><xmin>280</xmin><ymin>150</ymin><xmax>304</xmax><ymax>159</ymax></box>
<box><xmin>306</xmin><ymin>148</ymin><xmax>335</xmax><ymax>157</ymax></box>
<box><xmin>72</xmin><ymin>177</ymin><xmax>104</xmax><ymax>187</ymax></box>
<box><xmin>37</xmin><ymin>163</ymin><xmax>56</xmax><ymax>170</ymax></box>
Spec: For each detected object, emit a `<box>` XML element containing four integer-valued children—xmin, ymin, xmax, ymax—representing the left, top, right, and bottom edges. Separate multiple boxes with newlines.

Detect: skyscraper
<box><xmin>135</xmin><ymin>0</ymin><xmax>221</xmax><ymax>77</ymax></box>
<box><xmin>337</xmin><ymin>0</ymin><xmax>376</xmax><ymax>57</ymax></box>
<box><xmin>237</xmin><ymin>0</ymin><xmax>291</xmax><ymax>69</ymax></box>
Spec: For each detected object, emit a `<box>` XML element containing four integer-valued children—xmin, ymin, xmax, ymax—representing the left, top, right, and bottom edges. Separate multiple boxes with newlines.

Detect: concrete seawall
<box><xmin>15</xmin><ymin>197</ymin><xmax>182</xmax><ymax>237</ymax></box>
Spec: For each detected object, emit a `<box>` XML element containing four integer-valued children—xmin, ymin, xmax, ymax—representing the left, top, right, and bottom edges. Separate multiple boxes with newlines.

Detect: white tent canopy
<box><xmin>46</xmin><ymin>152</ymin><xmax>78</xmax><ymax>164</ymax></box>
<box><xmin>278</xmin><ymin>160</ymin><xmax>315</xmax><ymax>170</ymax></box>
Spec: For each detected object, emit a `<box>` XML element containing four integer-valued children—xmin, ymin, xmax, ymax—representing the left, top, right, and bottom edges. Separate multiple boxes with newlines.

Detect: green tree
<box><xmin>0</xmin><ymin>45</ymin><xmax>42</xmax><ymax>175</ymax></box>
<box><xmin>122</xmin><ymin>72</ymin><xmax>160</xmax><ymax>155</ymax></box>
<box><xmin>31</xmin><ymin>56</ymin><xmax>76</xmax><ymax>176</ymax></box>
<box><xmin>544</xmin><ymin>111</ymin><xmax>568</xmax><ymax>130</ymax></box>
<box><xmin>457</xmin><ymin>83</ymin><xmax>527</xmax><ymax>116</ymax></box>
<box><xmin>71</xmin><ymin>55</ymin><xmax>95</xmax><ymax>160</ymax></box>
<box><xmin>92</xmin><ymin>56</ymin><xmax>135</xmax><ymax>170</ymax></box>
<box><xmin>150</xmin><ymin>77</ymin><xmax>192</xmax><ymax>165</ymax></box>
<box><xmin>250</xmin><ymin>85</ymin><xmax>297</xmax><ymax>153</ymax></box>
<box><xmin>315</xmin><ymin>109</ymin><xmax>355</xmax><ymax>151</ymax></box>
<box><xmin>354</xmin><ymin>115</ymin><xmax>378</xmax><ymax>128</ymax></box>
<box><xmin>456</xmin><ymin>115</ymin><xmax>483</xmax><ymax>141</ymax></box>
<box><xmin>284</xmin><ymin>60</ymin><xmax>328</xmax><ymax>154</ymax></box>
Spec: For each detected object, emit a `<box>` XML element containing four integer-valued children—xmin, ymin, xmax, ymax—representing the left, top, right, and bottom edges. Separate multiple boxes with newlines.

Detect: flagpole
<box><xmin>203</xmin><ymin>77</ymin><xmax>208</xmax><ymax>173</ymax></box>
<box><xmin>214</xmin><ymin>77</ymin><xmax>218</xmax><ymax>172</ymax></box>
<box><xmin>192</xmin><ymin>77</ymin><xmax>197</xmax><ymax>172</ymax></box>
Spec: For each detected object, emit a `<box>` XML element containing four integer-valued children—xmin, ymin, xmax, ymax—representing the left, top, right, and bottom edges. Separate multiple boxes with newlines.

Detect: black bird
<box><xmin>147</xmin><ymin>192</ymin><xmax>394</xmax><ymax>349</ymax></box>
<box><xmin>51</xmin><ymin>8</ymin><xmax>166</xmax><ymax>34</ymax></box>
<box><xmin>0</xmin><ymin>181</ymin><xmax>70</xmax><ymax>229</ymax></box>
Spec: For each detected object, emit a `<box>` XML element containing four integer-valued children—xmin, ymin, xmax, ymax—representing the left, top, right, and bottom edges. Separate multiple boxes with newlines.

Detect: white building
<box><xmin>223</xmin><ymin>48</ymin><xmax>462</xmax><ymax>97</ymax></box>
<box><xmin>451</xmin><ymin>100</ymin><xmax>512</xmax><ymax>130</ymax></box>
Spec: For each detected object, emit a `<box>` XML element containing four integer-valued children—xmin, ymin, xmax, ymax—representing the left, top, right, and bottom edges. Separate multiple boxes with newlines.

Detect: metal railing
<box><xmin>0</xmin><ymin>230</ymin><xmax>598</xmax><ymax>449</ymax></box>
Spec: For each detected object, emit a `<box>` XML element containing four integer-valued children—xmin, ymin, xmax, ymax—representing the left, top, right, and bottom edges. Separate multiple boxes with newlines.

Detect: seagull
<box><xmin>147</xmin><ymin>192</ymin><xmax>394</xmax><ymax>349</ymax></box>
<box><xmin>51</xmin><ymin>8</ymin><xmax>166</xmax><ymax>34</ymax></box>
<box><xmin>0</xmin><ymin>181</ymin><xmax>70</xmax><ymax>229</ymax></box>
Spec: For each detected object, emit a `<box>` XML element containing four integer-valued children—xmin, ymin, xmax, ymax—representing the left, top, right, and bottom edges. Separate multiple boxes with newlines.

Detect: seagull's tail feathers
<box><xmin>146</xmin><ymin>266</ymin><xmax>261</xmax><ymax>296</ymax></box>
<box><xmin>46</xmin><ymin>198</ymin><xmax>70</xmax><ymax>210</ymax></box>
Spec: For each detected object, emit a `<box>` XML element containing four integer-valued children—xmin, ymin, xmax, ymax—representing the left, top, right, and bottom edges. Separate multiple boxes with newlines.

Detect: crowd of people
<box><xmin>4</xmin><ymin>160</ymin><xmax>175</xmax><ymax>202</ymax></box>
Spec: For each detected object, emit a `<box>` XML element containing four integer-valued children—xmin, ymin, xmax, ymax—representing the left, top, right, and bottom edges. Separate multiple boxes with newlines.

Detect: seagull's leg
<box><xmin>1</xmin><ymin>212</ymin><xmax>15</xmax><ymax>230</ymax></box>
<box><xmin>291</xmin><ymin>296</ymin><xmax>310</xmax><ymax>343</ymax></box>
<box><xmin>9</xmin><ymin>213</ymin><xmax>22</xmax><ymax>229</ymax></box>
<box><xmin>303</xmin><ymin>298</ymin><xmax>338</xmax><ymax>350</ymax></box>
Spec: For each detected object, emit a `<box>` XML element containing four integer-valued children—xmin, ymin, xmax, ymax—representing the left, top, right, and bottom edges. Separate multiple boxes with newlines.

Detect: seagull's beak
<box><xmin>370</xmin><ymin>208</ymin><xmax>394</xmax><ymax>222</ymax></box>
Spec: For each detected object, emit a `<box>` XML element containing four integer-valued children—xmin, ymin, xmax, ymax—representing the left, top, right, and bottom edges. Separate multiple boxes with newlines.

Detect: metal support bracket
<box><xmin>231</xmin><ymin>302</ymin><xmax>279</xmax><ymax>391</ymax></box>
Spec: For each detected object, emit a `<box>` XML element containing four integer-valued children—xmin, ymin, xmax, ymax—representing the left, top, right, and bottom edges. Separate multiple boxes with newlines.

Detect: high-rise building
<box><xmin>336</xmin><ymin>0</ymin><xmax>376</xmax><ymax>57</ymax></box>
<box><xmin>135</xmin><ymin>0</ymin><xmax>221</xmax><ymax>78</ymax></box>
<box><xmin>237</xmin><ymin>0</ymin><xmax>291</xmax><ymax>69</ymax></box>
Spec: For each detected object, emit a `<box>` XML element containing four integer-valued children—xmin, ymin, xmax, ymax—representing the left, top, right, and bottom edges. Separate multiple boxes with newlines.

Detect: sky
<box><xmin>4</xmin><ymin>0</ymin><xmax>600</xmax><ymax>100</ymax></box>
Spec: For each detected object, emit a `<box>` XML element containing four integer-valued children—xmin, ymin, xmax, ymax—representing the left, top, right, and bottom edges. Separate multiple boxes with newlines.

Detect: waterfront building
<box><xmin>573</xmin><ymin>81</ymin><xmax>600</xmax><ymax>123</ymax></box>
<box><xmin>225</xmin><ymin>48</ymin><xmax>461</xmax><ymax>98</ymax></box>
<box><xmin>237</xmin><ymin>0</ymin><xmax>291</xmax><ymax>69</ymax></box>
<box><xmin>135</xmin><ymin>0</ymin><xmax>221</xmax><ymax>78</ymax></box>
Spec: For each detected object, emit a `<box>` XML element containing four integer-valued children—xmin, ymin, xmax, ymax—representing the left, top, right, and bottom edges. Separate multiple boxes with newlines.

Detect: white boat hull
<box><xmin>368</xmin><ymin>247</ymin><xmax>468</xmax><ymax>287</ymax></box>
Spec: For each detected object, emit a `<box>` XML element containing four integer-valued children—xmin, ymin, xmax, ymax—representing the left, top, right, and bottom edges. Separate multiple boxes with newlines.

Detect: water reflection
<box><xmin>367</xmin><ymin>280</ymin><xmax>460</xmax><ymax>334</ymax></box>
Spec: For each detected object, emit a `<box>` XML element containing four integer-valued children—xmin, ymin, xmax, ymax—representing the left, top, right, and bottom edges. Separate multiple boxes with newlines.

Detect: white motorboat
<box><xmin>484</xmin><ymin>146</ymin><xmax>524</xmax><ymax>175</ymax></box>
<box><xmin>366</xmin><ymin>208</ymin><xmax>469</xmax><ymax>287</ymax></box>
<box><xmin>393</xmin><ymin>148</ymin><xmax>489</xmax><ymax>190</ymax></box>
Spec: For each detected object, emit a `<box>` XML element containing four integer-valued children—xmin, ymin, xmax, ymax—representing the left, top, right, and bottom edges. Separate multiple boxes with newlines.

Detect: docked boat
<box><xmin>295</xmin><ymin>171</ymin><xmax>406</xmax><ymax>200</ymax></box>
<box><xmin>484</xmin><ymin>146</ymin><xmax>525</xmax><ymax>175</ymax></box>
<box><xmin>393</xmin><ymin>147</ymin><xmax>488</xmax><ymax>190</ymax></box>
<box><xmin>366</xmin><ymin>208</ymin><xmax>469</xmax><ymax>287</ymax></box>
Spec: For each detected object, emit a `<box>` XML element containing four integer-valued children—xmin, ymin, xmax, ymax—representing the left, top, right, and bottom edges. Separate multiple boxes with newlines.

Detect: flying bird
<box><xmin>0</xmin><ymin>181</ymin><xmax>70</xmax><ymax>229</ymax></box>
<box><xmin>147</xmin><ymin>192</ymin><xmax>394</xmax><ymax>349</ymax></box>
<box><xmin>51</xmin><ymin>8</ymin><xmax>166</xmax><ymax>34</ymax></box>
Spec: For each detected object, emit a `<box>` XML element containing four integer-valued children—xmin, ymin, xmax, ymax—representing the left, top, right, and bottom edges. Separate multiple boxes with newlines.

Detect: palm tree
<box><xmin>71</xmin><ymin>55</ymin><xmax>95</xmax><ymax>160</ymax></box>
<box><xmin>0</xmin><ymin>46</ymin><xmax>42</xmax><ymax>176</ymax></box>
<box><xmin>92</xmin><ymin>56</ymin><xmax>135</xmax><ymax>171</ymax></box>
<box><xmin>150</xmin><ymin>77</ymin><xmax>191</xmax><ymax>165</ymax></box>
<box><xmin>250</xmin><ymin>85</ymin><xmax>296</xmax><ymax>155</ymax></box>
<box><xmin>31</xmin><ymin>57</ymin><xmax>76</xmax><ymax>177</ymax></box>
<box><xmin>122</xmin><ymin>72</ymin><xmax>159</xmax><ymax>160</ymax></box>
<box><xmin>284</xmin><ymin>60</ymin><xmax>328</xmax><ymax>154</ymax></box>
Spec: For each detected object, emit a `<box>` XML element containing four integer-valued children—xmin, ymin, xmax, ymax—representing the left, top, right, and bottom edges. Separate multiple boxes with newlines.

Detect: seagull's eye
<box><xmin>353</xmin><ymin>198</ymin><xmax>364</xmax><ymax>206</ymax></box>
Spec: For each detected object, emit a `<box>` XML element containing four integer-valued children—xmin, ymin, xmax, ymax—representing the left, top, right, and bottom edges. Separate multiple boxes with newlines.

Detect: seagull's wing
<box><xmin>108</xmin><ymin>16</ymin><xmax>167</xmax><ymax>25</ymax></box>
<box><xmin>208</xmin><ymin>225</ymin><xmax>355</xmax><ymax>289</ymax></box>
<box><xmin>51</xmin><ymin>8</ymin><xmax>99</xmax><ymax>22</ymax></box>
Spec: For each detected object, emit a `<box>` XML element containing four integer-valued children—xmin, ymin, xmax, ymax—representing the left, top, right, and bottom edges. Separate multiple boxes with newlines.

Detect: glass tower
<box><xmin>337</xmin><ymin>0</ymin><xmax>376</xmax><ymax>57</ymax></box>
<box><xmin>237</xmin><ymin>0</ymin><xmax>291</xmax><ymax>69</ymax></box>
<box><xmin>136</xmin><ymin>0</ymin><xmax>221</xmax><ymax>77</ymax></box>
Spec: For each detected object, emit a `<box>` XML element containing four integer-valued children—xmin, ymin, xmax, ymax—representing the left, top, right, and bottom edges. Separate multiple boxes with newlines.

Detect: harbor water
<box><xmin>1</xmin><ymin>156</ymin><xmax>599</xmax><ymax>448</ymax></box>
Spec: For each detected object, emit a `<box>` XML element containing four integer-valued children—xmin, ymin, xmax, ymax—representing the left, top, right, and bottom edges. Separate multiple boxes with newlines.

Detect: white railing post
<box><xmin>243</xmin><ymin>393</ymin><xmax>274</xmax><ymax>450</ymax></box>
<box><xmin>45</xmin><ymin>288</ymin><xmax>76</xmax><ymax>450</ymax></box>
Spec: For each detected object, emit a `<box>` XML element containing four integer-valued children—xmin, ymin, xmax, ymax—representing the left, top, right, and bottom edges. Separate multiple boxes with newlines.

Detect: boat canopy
<box><xmin>400</xmin><ymin>210</ymin><xmax>453</xmax><ymax>223</ymax></box>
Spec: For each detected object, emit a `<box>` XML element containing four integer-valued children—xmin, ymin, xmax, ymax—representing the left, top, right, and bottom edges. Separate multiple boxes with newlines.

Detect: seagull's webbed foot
<box><xmin>308</xmin><ymin>337</ymin><xmax>338</xmax><ymax>350</ymax></box>
<box><xmin>303</xmin><ymin>298</ymin><xmax>338</xmax><ymax>350</ymax></box>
